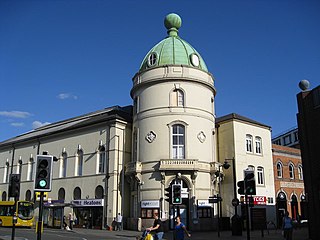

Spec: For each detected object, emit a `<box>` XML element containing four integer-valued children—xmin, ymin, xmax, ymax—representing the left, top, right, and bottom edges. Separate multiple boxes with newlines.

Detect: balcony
<box><xmin>160</xmin><ymin>159</ymin><xmax>211</xmax><ymax>172</ymax></box>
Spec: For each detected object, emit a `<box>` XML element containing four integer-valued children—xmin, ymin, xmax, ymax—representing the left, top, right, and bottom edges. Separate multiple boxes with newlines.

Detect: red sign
<box><xmin>253</xmin><ymin>196</ymin><xmax>267</xmax><ymax>205</ymax></box>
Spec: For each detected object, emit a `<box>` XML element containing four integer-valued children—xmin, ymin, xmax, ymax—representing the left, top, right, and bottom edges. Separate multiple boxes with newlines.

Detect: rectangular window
<box><xmin>283</xmin><ymin>135</ymin><xmax>292</xmax><ymax>145</ymax></box>
<box><xmin>197</xmin><ymin>208</ymin><xmax>212</xmax><ymax>218</ymax></box>
<box><xmin>257</xmin><ymin>167</ymin><xmax>264</xmax><ymax>185</ymax></box>
<box><xmin>172</xmin><ymin>124</ymin><xmax>185</xmax><ymax>159</ymax></box>
<box><xmin>246</xmin><ymin>135</ymin><xmax>253</xmax><ymax>153</ymax></box>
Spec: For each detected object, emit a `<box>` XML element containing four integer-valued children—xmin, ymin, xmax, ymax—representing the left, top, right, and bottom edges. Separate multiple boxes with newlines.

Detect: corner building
<box><xmin>126</xmin><ymin>13</ymin><xmax>217</xmax><ymax>231</ymax></box>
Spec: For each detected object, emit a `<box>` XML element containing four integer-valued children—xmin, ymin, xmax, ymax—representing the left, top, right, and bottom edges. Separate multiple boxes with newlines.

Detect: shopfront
<box><xmin>44</xmin><ymin>200</ymin><xmax>65</xmax><ymax>229</ymax></box>
<box><xmin>71</xmin><ymin>199</ymin><xmax>104</xmax><ymax>229</ymax></box>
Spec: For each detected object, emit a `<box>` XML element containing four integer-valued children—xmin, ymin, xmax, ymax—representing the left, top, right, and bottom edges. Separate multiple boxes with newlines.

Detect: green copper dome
<box><xmin>139</xmin><ymin>13</ymin><xmax>208</xmax><ymax>72</ymax></box>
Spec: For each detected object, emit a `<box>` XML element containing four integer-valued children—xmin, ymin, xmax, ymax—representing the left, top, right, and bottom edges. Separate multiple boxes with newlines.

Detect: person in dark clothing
<box><xmin>282</xmin><ymin>211</ymin><xmax>293</xmax><ymax>240</ymax></box>
<box><xmin>147</xmin><ymin>213</ymin><xmax>164</xmax><ymax>240</ymax></box>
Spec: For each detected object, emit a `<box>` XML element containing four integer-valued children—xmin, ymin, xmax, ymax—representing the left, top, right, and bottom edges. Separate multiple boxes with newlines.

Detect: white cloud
<box><xmin>57</xmin><ymin>93</ymin><xmax>78</xmax><ymax>100</ymax></box>
<box><xmin>0</xmin><ymin>111</ymin><xmax>32</xmax><ymax>118</ymax></box>
<box><xmin>32</xmin><ymin>121</ymin><xmax>50</xmax><ymax>129</ymax></box>
<box><xmin>11</xmin><ymin>122</ymin><xmax>25</xmax><ymax>127</ymax></box>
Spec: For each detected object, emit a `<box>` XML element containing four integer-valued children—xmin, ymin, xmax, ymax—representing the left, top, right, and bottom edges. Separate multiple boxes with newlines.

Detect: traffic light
<box><xmin>164</xmin><ymin>186</ymin><xmax>172</xmax><ymax>203</ymax></box>
<box><xmin>34</xmin><ymin>155</ymin><xmax>53</xmax><ymax>192</ymax></box>
<box><xmin>237</xmin><ymin>180</ymin><xmax>245</xmax><ymax>194</ymax></box>
<box><xmin>244</xmin><ymin>170</ymin><xmax>256</xmax><ymax>195</ymax></box>
<box><xmin>172</xmin><ymin>184</ymin><xmax>182</xmax><ymax>204</ymax></box>
<box><xmin>248</xmin><ymin>196</ymin><xmax>254</xmax><ymax>207</ymax></box>
<box><xmin>9</xmin><ymin>174</ymin><xmax>21</xmax><ymax>198</ymax></box>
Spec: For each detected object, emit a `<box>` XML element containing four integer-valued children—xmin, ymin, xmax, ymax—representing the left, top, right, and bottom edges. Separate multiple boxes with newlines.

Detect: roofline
<box><xmin>216</xmin><ymin>113</ymin><xmax>271</xmax><ymax>129</ymax></box>
<box><xmin>0</xmin><ymin>105</ymin><xmax>133</xmax><ymax>148</ymax></box>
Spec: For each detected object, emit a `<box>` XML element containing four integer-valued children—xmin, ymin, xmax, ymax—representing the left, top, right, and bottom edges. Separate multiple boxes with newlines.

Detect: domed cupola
<box><xmin>139</xmin><ymin>13</ymin><xmax>208</xmax><ymax>72</ymax></box>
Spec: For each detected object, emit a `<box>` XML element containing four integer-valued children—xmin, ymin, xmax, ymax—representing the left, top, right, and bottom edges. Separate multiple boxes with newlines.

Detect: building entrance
<box><xmin>276</xmin><ymin>192</ymin><xmax>287</xmax><ymax>228</ymax></box>
<box><xmin>167</xmin><ymin>178</ymin><xmax>189</xmax><ymax>230</ymax></box>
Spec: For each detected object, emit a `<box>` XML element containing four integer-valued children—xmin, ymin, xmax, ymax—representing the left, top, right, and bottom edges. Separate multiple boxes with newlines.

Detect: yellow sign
<box><xmin>35</xmin><ymin>192</ymin><xmax>48</xmax><ymax>201</ymax></box>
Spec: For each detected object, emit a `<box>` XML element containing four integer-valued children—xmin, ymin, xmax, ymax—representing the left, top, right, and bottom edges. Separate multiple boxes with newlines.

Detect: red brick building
<box><xmin>272</xmin><ymin>144</ymin><xmax>306</xmax><ymax>227</ymax></box>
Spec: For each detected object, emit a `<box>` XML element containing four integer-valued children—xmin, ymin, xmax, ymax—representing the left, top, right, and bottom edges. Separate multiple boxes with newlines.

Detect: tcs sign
<box><xmin>253</xmin><ymin>196</ymin><xmax>266</xmax><ymax>205</ymax></box>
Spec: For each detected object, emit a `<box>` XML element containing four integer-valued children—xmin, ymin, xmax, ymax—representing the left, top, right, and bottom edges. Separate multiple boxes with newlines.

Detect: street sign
<box><xmin>232</xmin><ymin>198</ymin><xmax>240</xmax><ymax>206</ymax></box>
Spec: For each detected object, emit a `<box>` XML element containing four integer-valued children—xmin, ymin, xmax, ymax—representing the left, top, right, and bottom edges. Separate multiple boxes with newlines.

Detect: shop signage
<box><xmin>71</xmin><ymin>199</ymin><xmax>104</xmax><ymax>207</ymax></box>
<box><xmin>141</xmin><ymin>200</ymin><xmax>160</xmax><ymax>208</ymax></box>
<box><xmin>253</xmin><ymin>196</ymin><xmax>267</xmax><ymax>205</ymax></box>
<box><xmin>198</xmin><ymin>200</ymin><xmax>212</xmax><ymax>207</ymax></box>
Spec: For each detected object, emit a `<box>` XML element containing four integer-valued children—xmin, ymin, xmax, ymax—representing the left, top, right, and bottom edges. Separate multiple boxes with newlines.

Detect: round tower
<box><xmin>129</xmin><ymin>13</ymin><xmax>217</xmax><ymax>230</ymax></box>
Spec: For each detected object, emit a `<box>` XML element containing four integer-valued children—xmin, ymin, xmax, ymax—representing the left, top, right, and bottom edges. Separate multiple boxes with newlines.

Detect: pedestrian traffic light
<box><xmin>237</xmin><ymin>180</ymin><xmax>245</xmax><ymax>195</ymax></box>
<box><xmin>172</xmin><ymin>184</ymin><xmax>182</xmax><ymax>204</ymax></box>
<box><xmin>244</xmin><ymin>170</ymin><xmax>256</xmax><ymax>195</ymax></box>
<box><xmin>9</xmin><ymin>174</ymin><xmax>21</xmax><ymax>198</ymax></box>
<box><xmin>248</xmin><ymin>196</ymin><xmax>254</xmax><ymax>207</ymax></box>
<box><xmin>164</xmin><ymin>186</ymin><xmax>172</xmax><ymax>203</ymax></box>
<box><xmin>34</xmin><ymin>155</ymin><xmax>53</xmax><ymax>192</ymax></box>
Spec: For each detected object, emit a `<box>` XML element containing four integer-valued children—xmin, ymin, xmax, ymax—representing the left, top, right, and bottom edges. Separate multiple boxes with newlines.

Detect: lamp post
<box><xmin>222</xmin><ymin>157</ymin><xmax>238</xmax><ymax>216</ymax></box>
<box><xmin>223</xmin><ymin>157</ymin><xmax>242</xmax><ymax>236</ymax></box>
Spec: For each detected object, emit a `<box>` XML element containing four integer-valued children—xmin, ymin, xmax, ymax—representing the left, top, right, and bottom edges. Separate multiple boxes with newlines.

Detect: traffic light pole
<box><xmin>245</xmin><ymin>194</ymin><xmax>250</xmax><ymax>240</ymax></box>
<box><xmin>37</xmin><ymin>192</ymin><xmax>44</xmax><ymax>240</ymax></box>
<box><xmin>11</xmin><ymin>196</ymin><xmax>17</xmax><ymax>240</ymax></box>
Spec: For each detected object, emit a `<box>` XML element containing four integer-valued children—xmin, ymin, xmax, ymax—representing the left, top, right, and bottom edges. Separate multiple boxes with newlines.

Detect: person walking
<box><xmin>68</xmin><ymin>213</ymin><xmax>74</xmax><ymax>230</ymax></box>
<box><xmin>282</xmin><ymin>211</ymin><xmax>293</xmax><ymax>240</ymax></box>
<box><xmin>174</xmin><ymin>216</ymin><xmax>191</xmax><ymax>240</ymax></box>
<box><xmin>147</xmin><ymin>213</ymin><xmax>164</xmax><ymax>240</ymax></box>
<box><xmin>116</xmin><ymin>213</ymin><xmax>123</xmax><ymax>231</ymax></box>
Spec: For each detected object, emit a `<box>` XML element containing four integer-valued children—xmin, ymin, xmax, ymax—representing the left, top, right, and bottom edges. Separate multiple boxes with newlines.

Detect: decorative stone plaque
<box><xmin>197</xmin><ymin>131</ymin><xmax>206</xmax><ymax>143</ymax></box>
<box><xmin>146</xmin><ymin>131</ymin><xmax>156</xmax><ymax>143</ymax></box>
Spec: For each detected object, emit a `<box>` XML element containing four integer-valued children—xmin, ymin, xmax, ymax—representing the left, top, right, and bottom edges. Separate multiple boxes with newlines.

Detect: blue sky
<box><xmin>0</xmin><ymin>0</ymin><xmax>319</xmax><ymax>142</ymax></box>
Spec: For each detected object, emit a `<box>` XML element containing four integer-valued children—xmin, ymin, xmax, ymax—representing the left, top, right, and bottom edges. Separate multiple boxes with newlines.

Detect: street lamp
<box><xmin>222</xmin><ymin>157</ymin><xmax>238</xmax><ymax>216</ymax></box>
<box><xmin>223</xmin><ymin>157</ymin><xmax>242</xmax><ymax>236</ymax></box>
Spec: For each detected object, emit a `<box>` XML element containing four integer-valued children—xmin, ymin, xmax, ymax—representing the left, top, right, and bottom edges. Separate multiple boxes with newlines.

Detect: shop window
<box><xmin>197</xmin><ymin>208</ymin><xmax>212</xmax><ymax>218</ymax></box>
<box><xmin>141</xmin><ymin>209</ymin><xmax>159</xmax><ymax>219</ymax></box>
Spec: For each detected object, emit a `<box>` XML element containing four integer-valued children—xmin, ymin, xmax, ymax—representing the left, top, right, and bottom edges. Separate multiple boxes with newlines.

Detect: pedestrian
<box><xmin>147</xmin><ymin>213</ymin><xmax>164</xmax><ymax>240</ymax></box>
<box><xmin>63</xmin><ymin>215</ymin><xmax>68</xmax><ymax>230</ymax></box>
<box><xmin>68</xmin><ymin>213</ymin><xmax>74</xmax><ymax>230</ymax></box>
<box><xmin>111</xmin><ymin>217</ymin><xmax>117</xmax><ymax>231</ymax></box>
<box><xmin>174</xmin><ymin>216</ymin><xmax>191</xmax><ymax>240</ymax></box>
<box><xmin>282</xmin><ymin>211</ymin><xmax>293</xmax><ymax>240</ymax></box>
<box><xmin>116</xmin><ymin>213</ymin><xmax>123</xmax><ymax>231</ymax></box>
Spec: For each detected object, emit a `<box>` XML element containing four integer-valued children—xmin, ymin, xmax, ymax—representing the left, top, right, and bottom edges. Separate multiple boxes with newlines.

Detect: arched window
<box><xmin>172</xmin><ymin>124</ymin><xmax>185</xmax><ymax>159</ymax></box>
<box><xmin>170</xmin><ymin>89</ymin><xmax>185</xmax><ymax>107</ymax></box>
<box><xmin>257</xmin><ymin>166</ymin><xmax>265</xmax><ymax>185</ymax></box>
<box><xmin>58</xmin><ymin>188</ymin><xmax>66</xmax><ymax>201</ymax></box>
<box><xmin>95</xmin><ymin>185</ymin><xmax>104</xmax><ymax>199</ymax></box>
<box><xmin>27</xmin><ymin>156</ymin><xmax>34</xmax><ymax>181</ymax></box>
<box><xmin>73</xmin><ymin>187</ymin><xmax>81</xmax><ymax>200</ymax></box>
<box><xmin>76</xmin><ymin>149</ymin><xmax>83</xmax><ymax>176</ymax></box>
<box><xmin>255</xmin><ymin>137</ymin><xmax>262</xmax><ymax>154</ymax></box>
<box><xmin>277</xmin><ymin>162</ymin><xmax>283</xmax><ymax>178</ymax></box>
<box><xmin>60</xmin><ymin>152</ymin><xmax>67</xmax><ymax>178</ymax></box>
<box><xmin>246</xmin><ymin>135</ymin><xmax>253</xmax><ymax>153</ymax></box>
<box><xmin>17</xmin><ymin>157</ymin><xmax>22</xmax><ymax>174</ymax></box>
<box><xmin>98</xmin><ymin>145</ymin><xmax>106</xmax><ymax>174</ymax></box>
<box><xmin>298</xmin><ymin>165</ymin><xmax>303</xmax><ymax>180</ymax></box>
<box><xmin>3</xmin><ymin>160</ymin><xmax>9</xmax><ymax>183</ymax></box>
<box><xmin>289</xmin><ymin>163</ymin><xmax>295</xmax><ymax>179</ymax></box>
<box><xmin>2</xmin><ymin>191</ymin><xmax>7</xmax><ymax>201</ymax></box>
<box><xmin>25</xmin><ymin>190</ymin><xmax>32</xmax><ymax>201</ymax></box>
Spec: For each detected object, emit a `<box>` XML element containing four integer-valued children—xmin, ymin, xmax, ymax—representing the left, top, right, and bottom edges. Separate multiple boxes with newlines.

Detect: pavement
<box><xmin>0</xmin><ymin>226</ymin><xmax>310</xmax><ymax>240</ymax></box>
<box><xmin>66</xmin><ymin>226</ymin><xmax>310</xmax><ymax>240</ymax></box>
